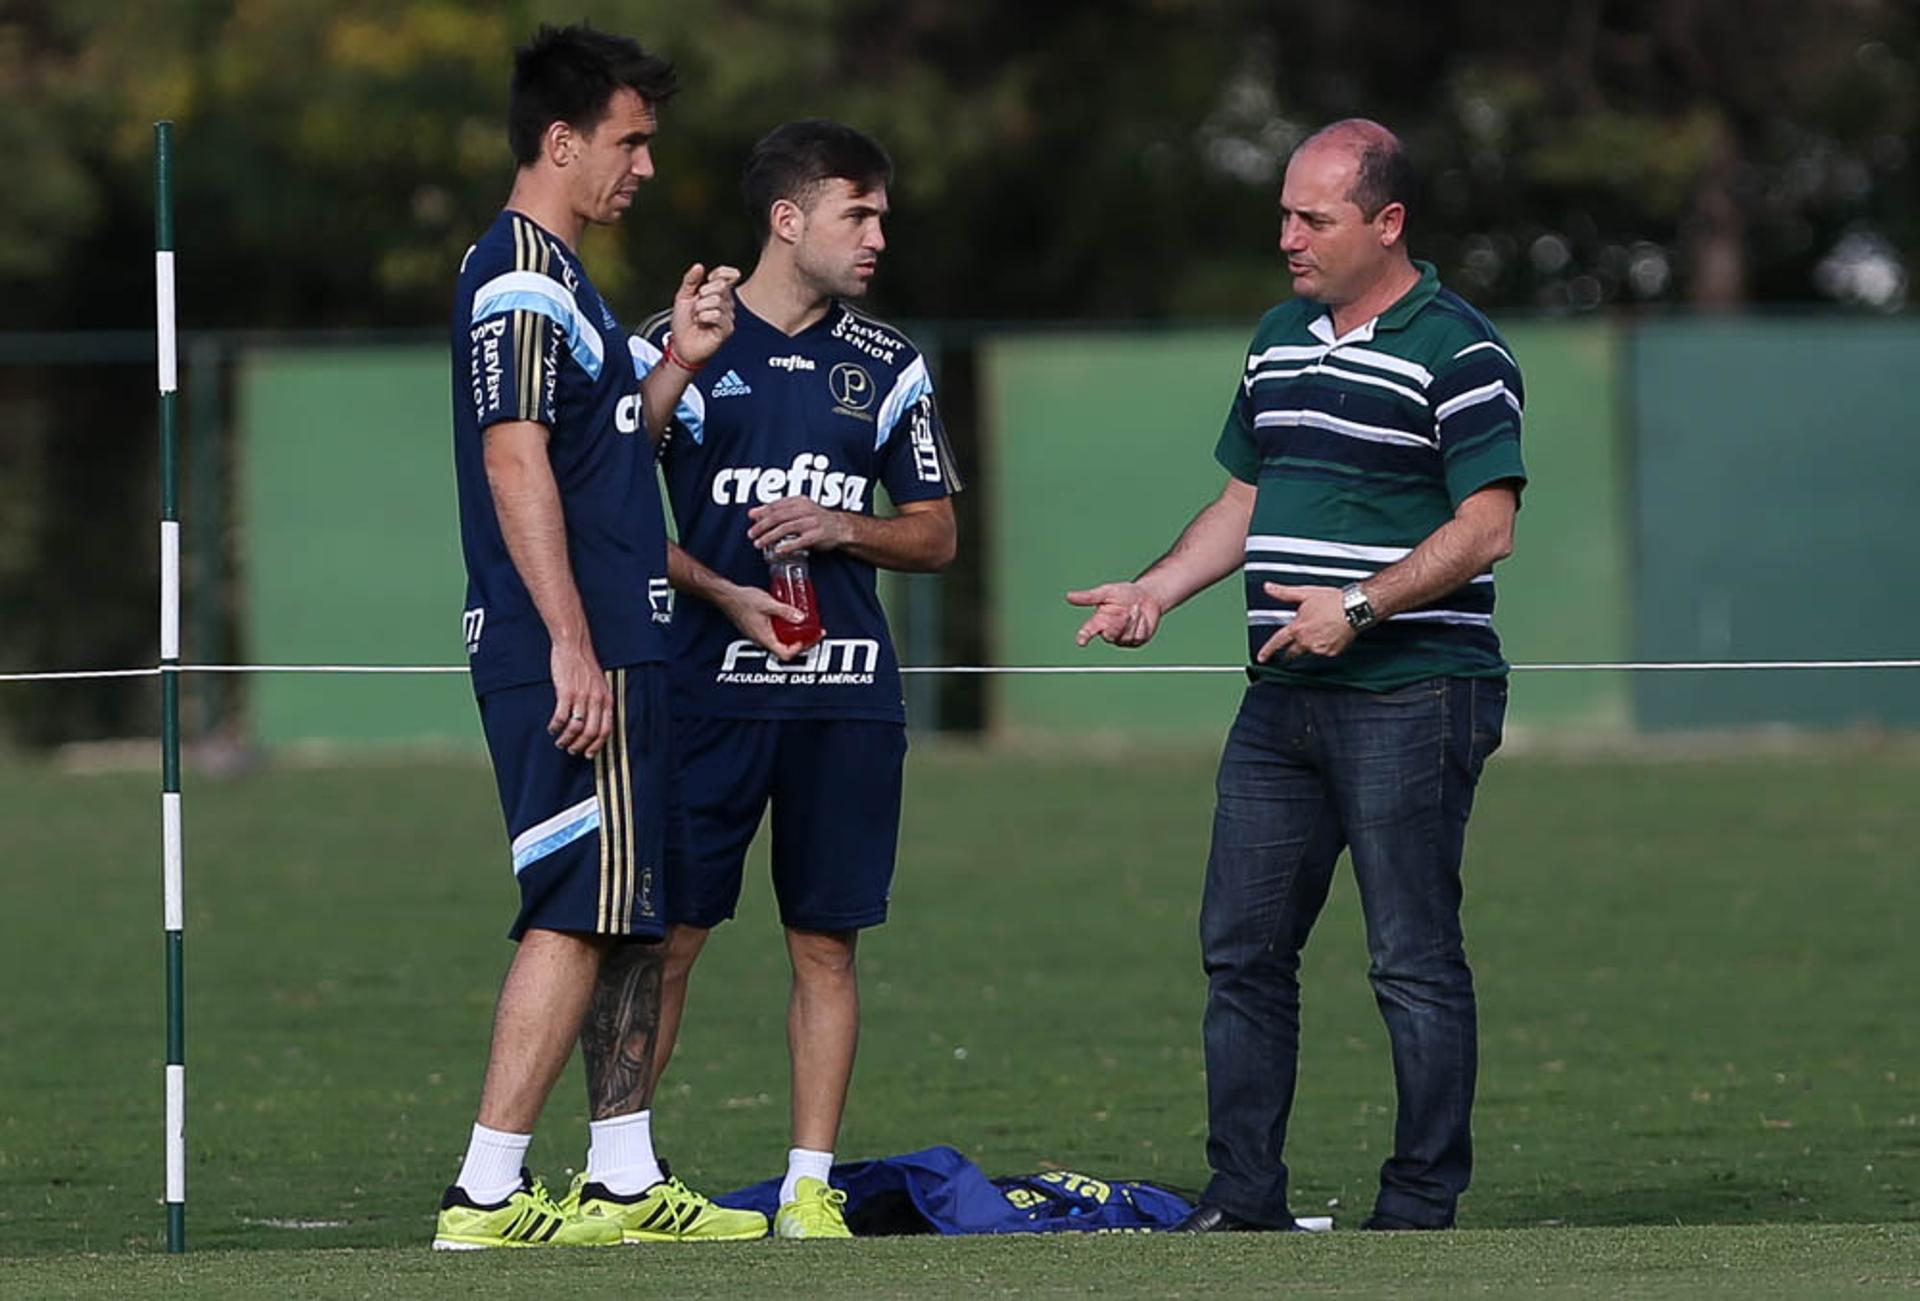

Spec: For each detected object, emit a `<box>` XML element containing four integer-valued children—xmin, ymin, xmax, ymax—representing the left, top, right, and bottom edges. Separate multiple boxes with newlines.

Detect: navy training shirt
<box><xmin>634</xmin><ymin>299</ymin><xmax>963</xmax><ymax>722</ymax></box>
<box><xmin>451</xmin><ymin>211</ymin><xmax>671</xmax><ymax>697</ymax></box>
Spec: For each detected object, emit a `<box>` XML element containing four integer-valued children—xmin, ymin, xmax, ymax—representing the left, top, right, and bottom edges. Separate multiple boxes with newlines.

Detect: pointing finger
<box><xmin>1255</xmin><ymin>626</ymin><xmax>1295</xmax><ymax>663</ymax></box>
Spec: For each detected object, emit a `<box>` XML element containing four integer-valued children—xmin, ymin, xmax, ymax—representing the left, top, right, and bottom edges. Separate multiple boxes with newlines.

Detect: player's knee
<box><xmin>786</xmin><ymin>927</ymin><xmax>857</xmax><ymax>980</ymax></box>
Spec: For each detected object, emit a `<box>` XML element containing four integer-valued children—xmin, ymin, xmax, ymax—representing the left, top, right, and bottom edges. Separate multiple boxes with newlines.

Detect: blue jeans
<box><xmin>1198</xmin><ymin>676</ymin><xmax>1506</xmax><ymax>1229</ymax></box>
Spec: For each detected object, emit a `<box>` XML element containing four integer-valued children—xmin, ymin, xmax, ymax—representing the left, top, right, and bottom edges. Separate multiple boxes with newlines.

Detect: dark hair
<box><xmin>1347</xmin><ymin>135</ymin><xmax>1417</xmax><ymax>225</ymax></box>
<box><xmin>507</xmin><ymin>24</ymin><xmax>678</xmax><ymax>166</ymax></box>
<box><xmin>742</xmin><ymin>119</ymin><xmax>893</xmax><ymax>244</ymax></box>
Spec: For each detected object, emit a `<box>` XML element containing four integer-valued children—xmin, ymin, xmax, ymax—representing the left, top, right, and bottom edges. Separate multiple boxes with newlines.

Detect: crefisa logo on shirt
<box><xmin>615</xmin><ymin>392</ymin><xmax>644</xmax><ymax>435</ymax></box>
<box><xmin>710</xmin><ymin>452</ymin><xmax>869</xmax><ymax>511</ymax></box>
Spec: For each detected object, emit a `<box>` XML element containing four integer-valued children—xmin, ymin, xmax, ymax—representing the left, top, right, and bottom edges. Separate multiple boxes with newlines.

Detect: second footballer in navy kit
<box><xmin>631</xmin><ymin>120</ymin><xmax>961</xmax><ymax>1239</ymax></box>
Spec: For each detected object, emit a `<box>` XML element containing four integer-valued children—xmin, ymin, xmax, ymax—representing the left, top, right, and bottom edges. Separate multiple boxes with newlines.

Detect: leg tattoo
<box><xmin>582</xmin><ymin>940</ymin><xmax>666</xmax><ymax>1120</ymax></box>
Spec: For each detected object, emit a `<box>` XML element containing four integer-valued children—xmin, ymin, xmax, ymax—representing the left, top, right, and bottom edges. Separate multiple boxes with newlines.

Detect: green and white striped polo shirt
<box><xmin>1214</xmin><ymin>261</ymin><xmax>1527</xmax><ymax>691</ymax></box>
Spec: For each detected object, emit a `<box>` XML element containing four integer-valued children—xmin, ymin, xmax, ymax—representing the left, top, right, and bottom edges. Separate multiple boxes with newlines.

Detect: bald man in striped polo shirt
<box><xmin>1070</xmin><ymin>119</ymin><xmax>1525</xmax><ymax>1234</ymax></box>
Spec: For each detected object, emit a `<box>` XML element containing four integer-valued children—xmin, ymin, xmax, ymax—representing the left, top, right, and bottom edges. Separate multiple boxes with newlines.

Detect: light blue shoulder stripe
<box><xmin>628</xmin><ymin>335</ymin><xmax>707</xmax><ymax>442</ymax></box>
<box><xmin>874</xmin><ymin>355</ymin><xmax>933</xmax><ymax>450</ymax></box>
<box><xmin>472</xmin><ymin>270</ymin><xmax>606</xmax><ymax>381</ymax></box>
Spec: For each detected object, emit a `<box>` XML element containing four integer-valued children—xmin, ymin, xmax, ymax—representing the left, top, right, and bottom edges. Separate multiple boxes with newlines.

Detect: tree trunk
<box><xmin>1686</xmin><ymin>120</ymin><xmax>1747</xmax><ymax>310</ymax></box>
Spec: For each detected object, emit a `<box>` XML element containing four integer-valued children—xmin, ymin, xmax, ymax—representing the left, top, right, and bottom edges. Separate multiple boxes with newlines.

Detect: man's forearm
<box><xmin>487</xmin><ymin>444</ymin><xmax>592</xmax><ymax>647</ymax></box>
<box><xmin>835</xmin><ymin>510</ymin><xmax>955</xmax><ymax>572</ymax></box>
<box><xmin>667</xmin><ymin>540</ymin><xmax>801</xmax><ymax>661</ymax></box>
<box><xmin>639</xmin><ymin>361</ymin><xmax>697</xmax><ymax>445</ymax></box>
<box><xmin>666</xmin><ymin>541</ymin><xmax>740</xmax><ymax>605</ymax></box>
<box><xmin>1361</xmin><ymin>490</ymin><xmax>1515</xmax><ymax>618</ymax></box>
<box><xmin>1136</xmin><ymin>480</ymin><xmax>1256</xmax><ymax>614</ymax></box>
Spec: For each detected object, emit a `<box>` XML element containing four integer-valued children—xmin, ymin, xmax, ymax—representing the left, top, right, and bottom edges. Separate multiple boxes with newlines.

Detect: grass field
<box><xmin>1</xmin><ymin>739</ymin><xmax>1916</xmax><ymax>1295</ymax></box>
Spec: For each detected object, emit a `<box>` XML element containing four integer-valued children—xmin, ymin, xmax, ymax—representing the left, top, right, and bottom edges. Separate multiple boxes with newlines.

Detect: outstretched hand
<box><xmin>1066</xmin><ymin>582</ymin><xmax>1163</xmax><ymax>648</ymax></box>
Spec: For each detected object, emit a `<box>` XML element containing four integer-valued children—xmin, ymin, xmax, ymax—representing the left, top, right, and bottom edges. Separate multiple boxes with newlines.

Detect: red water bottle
<box><xmin>765</xmin><ymin>543</ymin><xmax>825</xmax><ymax>650</ymax></box>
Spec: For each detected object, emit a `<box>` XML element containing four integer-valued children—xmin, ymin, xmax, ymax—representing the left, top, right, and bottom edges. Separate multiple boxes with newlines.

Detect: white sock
<box><xmin>780</xmin><ymin>1147</ymin><xmax>834</xmax><ymax>1204</ymax></box>
<box><xmin>588</xmin><ymin>1110</ymin><xmax>664</xmax><ymax>1195</ymax></box>
<box><xmin>456</xmin><ymin>1123</ymin><xmax>530</xmax><ymax>1205</ymax></box>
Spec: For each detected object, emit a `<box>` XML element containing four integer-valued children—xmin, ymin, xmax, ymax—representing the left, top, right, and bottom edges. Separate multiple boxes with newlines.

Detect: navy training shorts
<box><xmin>669</xmin><ymin>717</ymin><xmax>907</xmax><ymax>932</ymax></box>
<box><xmin>478</xmin><ymin>664</ymin><xmax>668</xmax><ymax>941</ymax></box>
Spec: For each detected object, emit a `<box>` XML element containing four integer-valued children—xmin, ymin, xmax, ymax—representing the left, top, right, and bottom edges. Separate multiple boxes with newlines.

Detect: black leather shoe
<box><xmin>1172</xmin><ymin>1203</ymin><xmax>1273</xmax><ymax>1233</ymax></box>
<box><xmin>1360</xmin><ymin>1211</ymin><xmax>1447</xmax><ymax>1231</ymax></box>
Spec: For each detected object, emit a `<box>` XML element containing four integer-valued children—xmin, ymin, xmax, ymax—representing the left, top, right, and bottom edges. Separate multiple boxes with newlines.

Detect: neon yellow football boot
<box><xmin>563</xmin><ymin>1168</ymin><xmax>769</xmax><ymax>1242</ymax></box>
<box><xmin>432</xmin><ymin>1170</ymin><xmax>623</xmax><ymax>1249</ymax></box>
<box><xmin>774</xmin><ymin>1176</ymin><xmax>853</xmax><ymax>1240</ymax></box>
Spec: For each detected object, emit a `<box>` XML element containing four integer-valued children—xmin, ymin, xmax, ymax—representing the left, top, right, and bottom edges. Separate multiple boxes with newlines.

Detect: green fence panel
<box><xmin>985</xmin><ymin>330</ymin><xmax>1253</xmax><ymax>740</ymax></box>
<box><xmin>240</xmin><ymin>346</ymin><xmax>478</xmax><ymax>747</ymax></box>
<box><xmin>1629</xmin><ymin>319</ymin><xmax>1920</xmax><ymax>728</ymax></box>
<box><xmin>1491</xmin><ymin>322</ymin><xmax>1630</xmax><ymax>732</ymax></box>
<box><xmin>983</xmin><ymin>321</ymin><xmax>1629</xmax><ymax>740</ymax></box>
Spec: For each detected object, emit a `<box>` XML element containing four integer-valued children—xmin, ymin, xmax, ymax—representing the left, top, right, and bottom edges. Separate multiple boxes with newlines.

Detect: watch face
<box><xmin>1342</xmin><ymin>587</ymin><xmax>1375</xmax><ymax>630</ymax></box>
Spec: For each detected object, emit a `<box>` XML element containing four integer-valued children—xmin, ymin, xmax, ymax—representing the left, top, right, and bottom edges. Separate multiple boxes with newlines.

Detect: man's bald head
<box><xmin>1277</xmin><ymin>118</ymin><xmax>1417</xmax><ymax>311</ymax></box>
<box><xmin>1296</xmin><ymin>119</ymin><xmax>1415</xmax><ymax>227</ymax></box>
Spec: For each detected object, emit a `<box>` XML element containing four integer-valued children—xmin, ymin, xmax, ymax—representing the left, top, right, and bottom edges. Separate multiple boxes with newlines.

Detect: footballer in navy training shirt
<box><xmin>629</xmin><ymin>120</ymin><xmax>961</xmax><ymax>1239</ymax></box>
<box><xmin>436</xmin><ymin>23</ymin><xmax>767</xmax><ymax>1250</ymax></box>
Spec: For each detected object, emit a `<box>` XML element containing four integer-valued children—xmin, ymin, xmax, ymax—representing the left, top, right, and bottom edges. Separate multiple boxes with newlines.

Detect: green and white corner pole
<box><xmin>155</xmin><ymin>119</ymin><xmax>187</xmax><ymax>1254</ymax></box>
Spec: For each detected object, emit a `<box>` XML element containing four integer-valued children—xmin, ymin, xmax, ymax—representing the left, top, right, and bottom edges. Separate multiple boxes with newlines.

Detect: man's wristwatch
<box><xmin>1340</xmin><ymin>583</ymin><xmax>1378</xmax><ymax>632</ymax></box>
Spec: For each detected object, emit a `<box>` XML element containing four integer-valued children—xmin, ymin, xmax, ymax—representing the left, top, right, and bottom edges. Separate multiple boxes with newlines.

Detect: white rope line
<box><xmin>1514</xmin><ymin>659</ymin><xmax>1920</xmax><ymax>672</ymax></box>
<box><xmin>0</xmin><ymin>667</ymin><xmax>168</xmax><ymax>682</ymax></box>
<box><xmin>181</xmin><ymin>664</ymin><xmax>463</xmax><ymax>674</ymax></box>
<box><xmin>3</xmin><ymin>658</ymin><xmax>1920</xmax><ymax>684</ymax></box>
<box><xmin>922</xmin><ymin>660</ymin><xmax>1920</xmax><ymax>674</ymax></box>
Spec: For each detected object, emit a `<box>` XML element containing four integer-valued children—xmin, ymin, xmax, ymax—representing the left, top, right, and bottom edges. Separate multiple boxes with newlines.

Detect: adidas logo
<box><xmin>711</xmin><ymin>369</ymin><xmax>752</xmax><ymax>398</ymax></box>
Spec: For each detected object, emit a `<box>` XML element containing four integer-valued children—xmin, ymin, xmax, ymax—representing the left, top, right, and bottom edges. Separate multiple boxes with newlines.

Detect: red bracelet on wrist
<box><xmin>663</xmin><ymin>340</ymin><xmax>704</xmax><ymax>374</ymax></box>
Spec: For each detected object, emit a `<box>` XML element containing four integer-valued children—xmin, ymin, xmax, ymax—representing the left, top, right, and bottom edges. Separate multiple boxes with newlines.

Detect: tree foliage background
<box><xmin>1</xmin><ymin>0</ymin><xmax>1915</xmax><ymax>742</ymax></box>
<box><xmin>5</xmin><ymin>0</ymin><xmax>1916</xmax><ymax>329</ymax></box>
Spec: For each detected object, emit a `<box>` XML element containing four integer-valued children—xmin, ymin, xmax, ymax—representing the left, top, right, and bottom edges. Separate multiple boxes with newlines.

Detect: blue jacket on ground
<box><xmin>717</xmin><ymin>1145</ymin><xmax>1193</xmax><ymax>1235</ymax></box>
